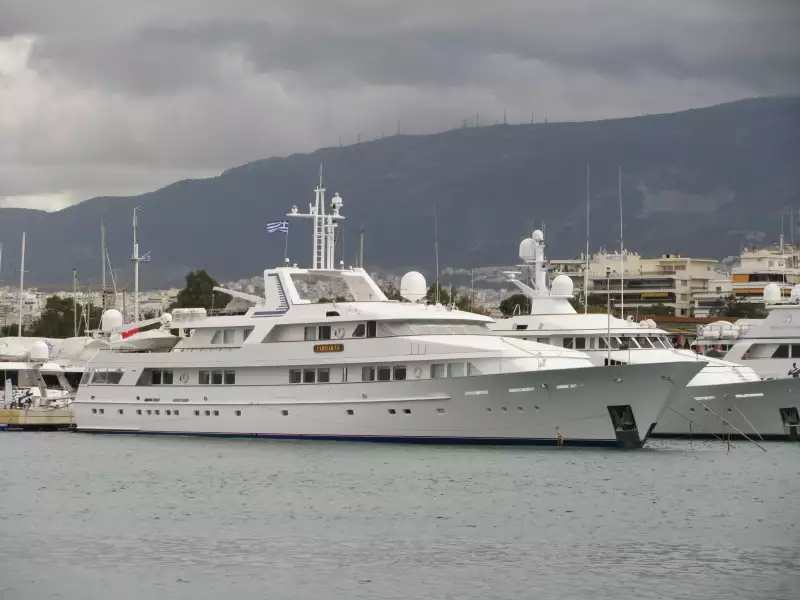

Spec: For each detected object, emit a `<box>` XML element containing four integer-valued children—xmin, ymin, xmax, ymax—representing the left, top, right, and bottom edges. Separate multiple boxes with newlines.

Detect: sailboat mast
<box><xmin>434</xmin><ymin>204</ymin><xmax>440</xmax><ymax>304</ymax></box>
<box><xmin>17</xmin><ymin>232</ymin><xmax>25</xmax><ymax>337</ymax></box>
<box><xmin>132</xmin><ymin>207</ymin><xmax>140</xmax><ymax>323</ymax></box>
<box><xmin>73</xmin><ymin>268</ymin><xmax>78</xmax><ymax>337</ymax></box>
<box><xmin>585</xmin><ymin>164</ymin><xmax>590</xmax><ymax>315</ymax></box>
<box><xmin>101</xmin><ymin>219</ymin><xmax>106</xmax><ymax>292</ymax></box>
<box><xmin>618</xmin><ymin>165</ymin><xmax>624</xmax><ymax>319</ymax></box>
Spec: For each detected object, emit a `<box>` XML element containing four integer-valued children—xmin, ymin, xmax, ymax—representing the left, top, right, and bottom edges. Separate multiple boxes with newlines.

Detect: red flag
<box><xmin>121</xmin><ymin>328</ymin><xmax>139</xmax><ymax>339</ymax></box>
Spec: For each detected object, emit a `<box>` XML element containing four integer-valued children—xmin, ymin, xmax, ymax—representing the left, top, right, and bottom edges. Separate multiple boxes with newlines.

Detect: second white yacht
<box><xmin>489</xmin><ymin>232</ymin><xmax>800</xmax><ymax>441</ymax></box>
<box><xmin>71</xmin><ymin>182</ymin><xmax>703</xmax><ymax>448</ymax></box>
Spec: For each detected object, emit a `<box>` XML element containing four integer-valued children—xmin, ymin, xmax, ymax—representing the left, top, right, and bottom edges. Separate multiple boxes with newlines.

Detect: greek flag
<box><xmin>140</xmin><ymin>251</ymin><xmax>152</xmax><ymax>263</ymax></box>
<box><xmin>266</xmin><ymin>220</ymin><xmax>289</xmax><ymax>233</ymax></box>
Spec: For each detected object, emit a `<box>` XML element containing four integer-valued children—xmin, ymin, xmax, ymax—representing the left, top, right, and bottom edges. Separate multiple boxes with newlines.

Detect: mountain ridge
<box><xmin>1</xmin><ymin>95</ymin><xmax>798</xmax><ymax>289</ymax></box>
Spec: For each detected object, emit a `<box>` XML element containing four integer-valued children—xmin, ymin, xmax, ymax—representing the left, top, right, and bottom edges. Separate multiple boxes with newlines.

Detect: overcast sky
<box><xmin>1</xmin><ymin>0</ymin><xmax>798</xmax><ymax>210</ymax></box>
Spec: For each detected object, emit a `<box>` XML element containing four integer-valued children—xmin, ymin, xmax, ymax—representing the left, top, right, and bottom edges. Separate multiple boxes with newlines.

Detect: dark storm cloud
<box><xmin>0</xmin><ymin>0</ymin><xmax>797</xmax><ymax>209</ymax></box>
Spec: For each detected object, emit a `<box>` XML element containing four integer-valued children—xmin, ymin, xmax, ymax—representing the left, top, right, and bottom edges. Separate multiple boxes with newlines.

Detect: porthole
<box><xmin>235</xmin><ymin>410</ymin><xmax>242</xmax><ymax>416</ymax></box>
<box><xmin>91</xmin><ymin>408</ymin><xmax>97</xmax><ymax>414</ymax></box>
<box><xmin>403</xmin><ymin>409</ymin><xmax>411</xmax><ymax>414</ymax></box>
<box><xmin>486</xmin><ymin>407</ymin><xmax>492</xmax><ymax>412</ymax></box>
<box><xmin>501</xmin><ymin>407</ymin><xmax>507</xmax><ymax>412</ymax></box>
<box><xmin>174</xmin><ymin>410</ymin><xmax>179</xmax><ymax>416</ymax></box>
<box><xmin>147</xmin><ymin>410</ymin><xmax>152</xmax><ymax>415</ymax></box>
<box><xmin>436</xmin><ymin>408</ymin><xmax>445</xmax><ymax>414</ymax></box>
<box><xmin>689</xmin><ymin>407</ymin><xmax>695</xmax><ymax>412</ymax></box>
<box><xmin>118</xmin><ymin>409</ymin><xmax>124</xmax><ymax>415</ymax></box>
<box><xmin>136</xmin><ymin>409</ymin><xmax>142</xmax><ymax>415</ymax></box>
<box><xmin>166</xmin><ymin>410</ymin><xmax>172</xmax><ymax>416</ymax></box>
<box><xmin>213</xmin><ymin>410</ymin><xmax>219</xmax><ymax>416</ymax></box>
<box><xmin>194</xmin><ymin>410</ymin><xmax>200</xmax><ymax>416</ymax></box>
<box><xmin>346</xmin><ymin>409</ymin><xmax>354</xmax><ymax>415</ymax></box>
<box><xmin>388</xmin><ymin>409</ymin><xmax>396</xmax><ymax>415</ymax></box>
<box><xmin>281</xmin><ymin>410</ymin><xmax>289</xmax><ymax>416</ymax></box>
<box><xmin>518</xmin><ymin>406</ymin><xmax>523</xmax><ymax>411</ymax></box>
<box><xmin>205</xmin><ymin>410</ymin><xmax>210</xmax><ymax>416</ymax></box>
<box><xmin>534</xmin><ymin>406</ymin><xmax>539</xmax><ymax>411</ymax></box>
<box><xmin>154</xmin><ymin>410</ymin><xmax>159</xmax><ymax>415</ymax></box>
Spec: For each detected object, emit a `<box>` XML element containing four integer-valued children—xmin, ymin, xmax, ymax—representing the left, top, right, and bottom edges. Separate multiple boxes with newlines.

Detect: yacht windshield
<box><xmin>383</xmin><ymin>322</ymin><xmax>487</xmax><ymax>336</ymax></box>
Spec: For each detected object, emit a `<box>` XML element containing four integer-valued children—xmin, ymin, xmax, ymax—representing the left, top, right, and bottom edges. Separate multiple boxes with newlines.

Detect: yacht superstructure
<box><xmin>72</xmin><ymin>181</ymin><xmax>703</xmax><ymax>448</ymax></box>
<box><xmin>488</xmin><ymin>232</ymin><xmax>800</xmax><ymax>441</ymax></box>
<box><xmin>694</xmin><ymin>283</ymin><xmax>800</xmax><ymax>381</ymax></box>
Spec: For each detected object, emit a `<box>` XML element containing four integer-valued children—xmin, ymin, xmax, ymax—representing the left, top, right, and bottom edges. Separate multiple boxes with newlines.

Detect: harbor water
<box><xmin>0</xmin><ymin>433</ymin><xmax>798</xmax><ymax>599</ymax></box>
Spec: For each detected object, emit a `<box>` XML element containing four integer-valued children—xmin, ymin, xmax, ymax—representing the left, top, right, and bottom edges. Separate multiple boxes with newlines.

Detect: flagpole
<box><xmin>284</xmin><ymin>223</ymin><xmax>290</xmax><ymax>264</ymax></box>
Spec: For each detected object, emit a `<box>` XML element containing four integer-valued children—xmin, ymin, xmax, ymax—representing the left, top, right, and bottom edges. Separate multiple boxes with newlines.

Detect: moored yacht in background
<box><xmin>489</xmin><ymin>231</ymin><xmax>800</xmax><ymax>441</ymax></box>
<box><xmin>72</xmin><ymin>180</ymin><xmax>703</xmax><ymax>448</ymax></box>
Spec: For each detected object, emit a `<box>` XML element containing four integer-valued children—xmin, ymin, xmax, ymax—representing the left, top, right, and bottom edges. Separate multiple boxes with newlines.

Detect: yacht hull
<box><xmin>651</xmin><ymin>378</ymin><xmax>800</xmax><ymax>440</ymax></box>
<box><xmin>74</xmin><ymin>362</ymin><xmax>702</xmax><ymax>448</ymax></box>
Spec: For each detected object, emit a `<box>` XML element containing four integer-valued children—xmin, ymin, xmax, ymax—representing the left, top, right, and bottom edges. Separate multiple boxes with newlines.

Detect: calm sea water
<box><xmin>0</xmin><ymin>433</ymin><xmax>798</xmax><ymax>600</ymax></box>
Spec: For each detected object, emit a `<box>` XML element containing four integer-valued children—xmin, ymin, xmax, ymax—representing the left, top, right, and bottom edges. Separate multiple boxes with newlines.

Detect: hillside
<box><xmin>1</xmin><ymin>96</ymin><xmax>798</xmax><ymax>289</ymax></box>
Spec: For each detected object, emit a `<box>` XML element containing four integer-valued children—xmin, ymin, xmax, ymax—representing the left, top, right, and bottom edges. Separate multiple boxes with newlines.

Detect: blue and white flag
<box><xmin>140</xmin><ymin>251</ymin><xmax>151</xmax><ymax>263</ymax></box>
<box><xmin>266</xmin><ymin>220</ymin><xmax>289</xmax><ymax>233</ymax></box>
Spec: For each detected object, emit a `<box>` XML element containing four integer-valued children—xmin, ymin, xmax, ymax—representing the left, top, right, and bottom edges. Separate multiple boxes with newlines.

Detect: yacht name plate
<box><xmin>314</xmin><ymin>343</ymin><xmax>344</xmax><ymax>353</ymax></box>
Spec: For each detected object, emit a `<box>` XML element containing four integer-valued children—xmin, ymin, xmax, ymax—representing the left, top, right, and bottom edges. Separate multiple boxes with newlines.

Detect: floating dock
<box><xmin>0</xmin><ymin>407</ymin><xmax>75</xmax><ymax>431</ymax></box>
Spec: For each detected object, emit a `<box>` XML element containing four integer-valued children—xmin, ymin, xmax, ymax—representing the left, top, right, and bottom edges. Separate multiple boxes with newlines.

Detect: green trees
<box><xmin>499</xmin><ymin>293</ymin><xmax>531</xmax><ymax>316</ymax></box>
<box><xmin>709</xmin><ymin>295</ymin><xmax>767</xmax><ymax>318</ymax></box>
<box><xmin>0</xmin><ymin>296</ymin><xmax>103</xmax><ymax>338</ymax></box>
<box><xmin>169</xmin><ymin>270</ymin><xmax>230</xmax><ymax>312</ymax></box>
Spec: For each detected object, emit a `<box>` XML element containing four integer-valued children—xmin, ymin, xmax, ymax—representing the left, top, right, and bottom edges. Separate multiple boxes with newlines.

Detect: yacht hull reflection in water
<box><xmin>73</xmin><ymin>179</ymin><xmax>702</xmax><ymax>448</ymax></box>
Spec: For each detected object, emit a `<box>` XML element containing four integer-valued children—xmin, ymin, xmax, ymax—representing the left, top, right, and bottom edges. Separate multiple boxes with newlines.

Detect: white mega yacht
<box><xmin>693</xmin><ymin>283</ymin><xmax>800</xmax><ymax>381</ymax></box>
<box><xmin>71</xmin><ymin>183</ymin><xmax>704</xmax><ymax>448</ymax></box>
<box><xmin>488</xmin><ymin>232</ymin><xmax>800</xmax><ymax>441</ymax></box>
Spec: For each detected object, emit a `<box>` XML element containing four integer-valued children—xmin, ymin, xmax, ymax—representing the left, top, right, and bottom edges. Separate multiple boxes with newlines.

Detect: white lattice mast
<box><xmin>288</xmin><ymin>170</ymin><xmax>344</xmax><ymax>270</ymax></box>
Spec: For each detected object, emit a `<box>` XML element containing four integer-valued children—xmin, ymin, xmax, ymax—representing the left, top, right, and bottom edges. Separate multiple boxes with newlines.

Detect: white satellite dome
<box><xmin>101</xmin><ymin>308</ymin><xmax>124</xmax><ymax>332</ymax></box>
<box><xmin>28</xmin><ymin>340</ymin><xmax>50</xmax><ymax>362</ymax></box>
<box><xmin>645</xmin><ymin>319</ymin><xmax>657</xmax><ymax>329</ymax></box>
<box><xmin>550</xmin><ymin>274</ymin><xmax>574</xmax><ymax>297</ymax></box>
<box><xmin>790</xmin><ymin>285</ymin><xmax>800</xmax><ymax>303</ymax></box>
<box><xmin>160</xmin><ymin>312</ymin><xmax>173</xmax><ymax>326</ymax></box>
<box><xmin>519</xmin><ymin>238</ymin><xmax>537</xmax><ymax>261</ymax></box>
<box><xmin>532</xmin><ymin>229</ymin><xmax>544</xmax><ymax>242</ymax></box>
<box><xmin>400</xmin><ymin>271</ymin><xmax>427</xmax><ymax>303</ymax></box>
<box><xmin>763</xmin><ymin>283</ymin><xmax>781</xmax><ymax>304</ymax></box>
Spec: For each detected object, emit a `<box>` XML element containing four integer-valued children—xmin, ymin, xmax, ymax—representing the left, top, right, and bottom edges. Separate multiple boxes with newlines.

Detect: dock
<box><xmin>0</xmin><ymin>407</ymin><xmax>75</xmax><ymax>431</ymax></box>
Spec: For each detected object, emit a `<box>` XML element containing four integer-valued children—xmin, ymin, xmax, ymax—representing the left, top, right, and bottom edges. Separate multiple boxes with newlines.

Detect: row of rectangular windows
<box><xmin>288</xmin><ymin>362</ymin><xmax>474</xmax><ymax>384</ymax></box>
<box><xmin>304</xmin><ymin>322</ymin><xmax>377</xmax><ymax>342</ymax></box>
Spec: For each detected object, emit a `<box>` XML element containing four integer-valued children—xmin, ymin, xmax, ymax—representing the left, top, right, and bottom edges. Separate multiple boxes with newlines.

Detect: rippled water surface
<box><xmin>0</xmin><ymin>433</ymin><xmax>798</xmax><ymax>599</ymax></box>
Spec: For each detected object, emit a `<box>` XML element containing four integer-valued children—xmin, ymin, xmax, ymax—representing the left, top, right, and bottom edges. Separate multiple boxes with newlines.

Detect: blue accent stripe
<box><xmin>253</xmin><ymin>310</ymin><xmax>289</xmax><ymax>317</ymax></box>
<box><xmin>75</xmin><ymin>429</ymin><xmax>630</xmax><ymax>447</ymax></box>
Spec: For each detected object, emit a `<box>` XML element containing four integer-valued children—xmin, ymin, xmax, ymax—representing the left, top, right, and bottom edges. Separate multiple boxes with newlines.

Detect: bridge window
<box><xmin>394</xmin><ymin>366</ymin><xmax>407</xmax><ymax>381</ymax></box>
<box><xmin>366</xmin><ymin>321</ymin><xmax>377</xmax><ymax>338</ymax></box>
<box><xmin>362</xmin><ymin>366</ymin><xmax>376</xmax><ymax>382</ymax></box>
<box><xmin>773</xmin><ymin>344</ymin><xmax>789</xmax><ymax>358</ymax></box>
<box><xmin>377</xmin><ymin>366</ymin><xmax>392</xmax><ymax>381</ymax></box>
<box><xmin>199</xmin><ymin>370</ymin><xmax>210</xmax><ymax>385</ymax></box>
<box><xmin>318</xmin><ymin>325</ymin><xmax>331</xmax><ymax>340</ymax></box>
<box><xmin>303</xmin><ymin>369</ymin><xmax>316</xmax><ymax>384</ymax></box>
<box><xmin>563</xmin><ymin>337</ymin><xmax>574</xmax><ymax>349</ymax></box>
<box><xmin>574</xmin><ymin>337</ymin><xmax>586</xmax><ymax>350</ymax></box>
<box><xmin>353</xmin><ymin>323</ymin><xmax>366</xmax><ymax>338</ymax></box>
<box><xmin>289</xmin><ymin>369</ymin><xmax>301</xmax><ymax>383</ymax></box>
<box><xmin>224</xmin><ymin>370</ymin><xmax>236</xmax><ymax>385</ymax></box>
<box><xmin>318</xmin><ymin>368</ymin><xmax>330</xmax><ymax>383</ymax></box>
<box><xmin>448</xmin><ymin>363</ymin><xmax>467</xmax><ymax>378</ymax></box>
<box><xmin>431</xmin><ymin>364</ymin><xmax>447</xmax><ymax>379</ymax></box>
